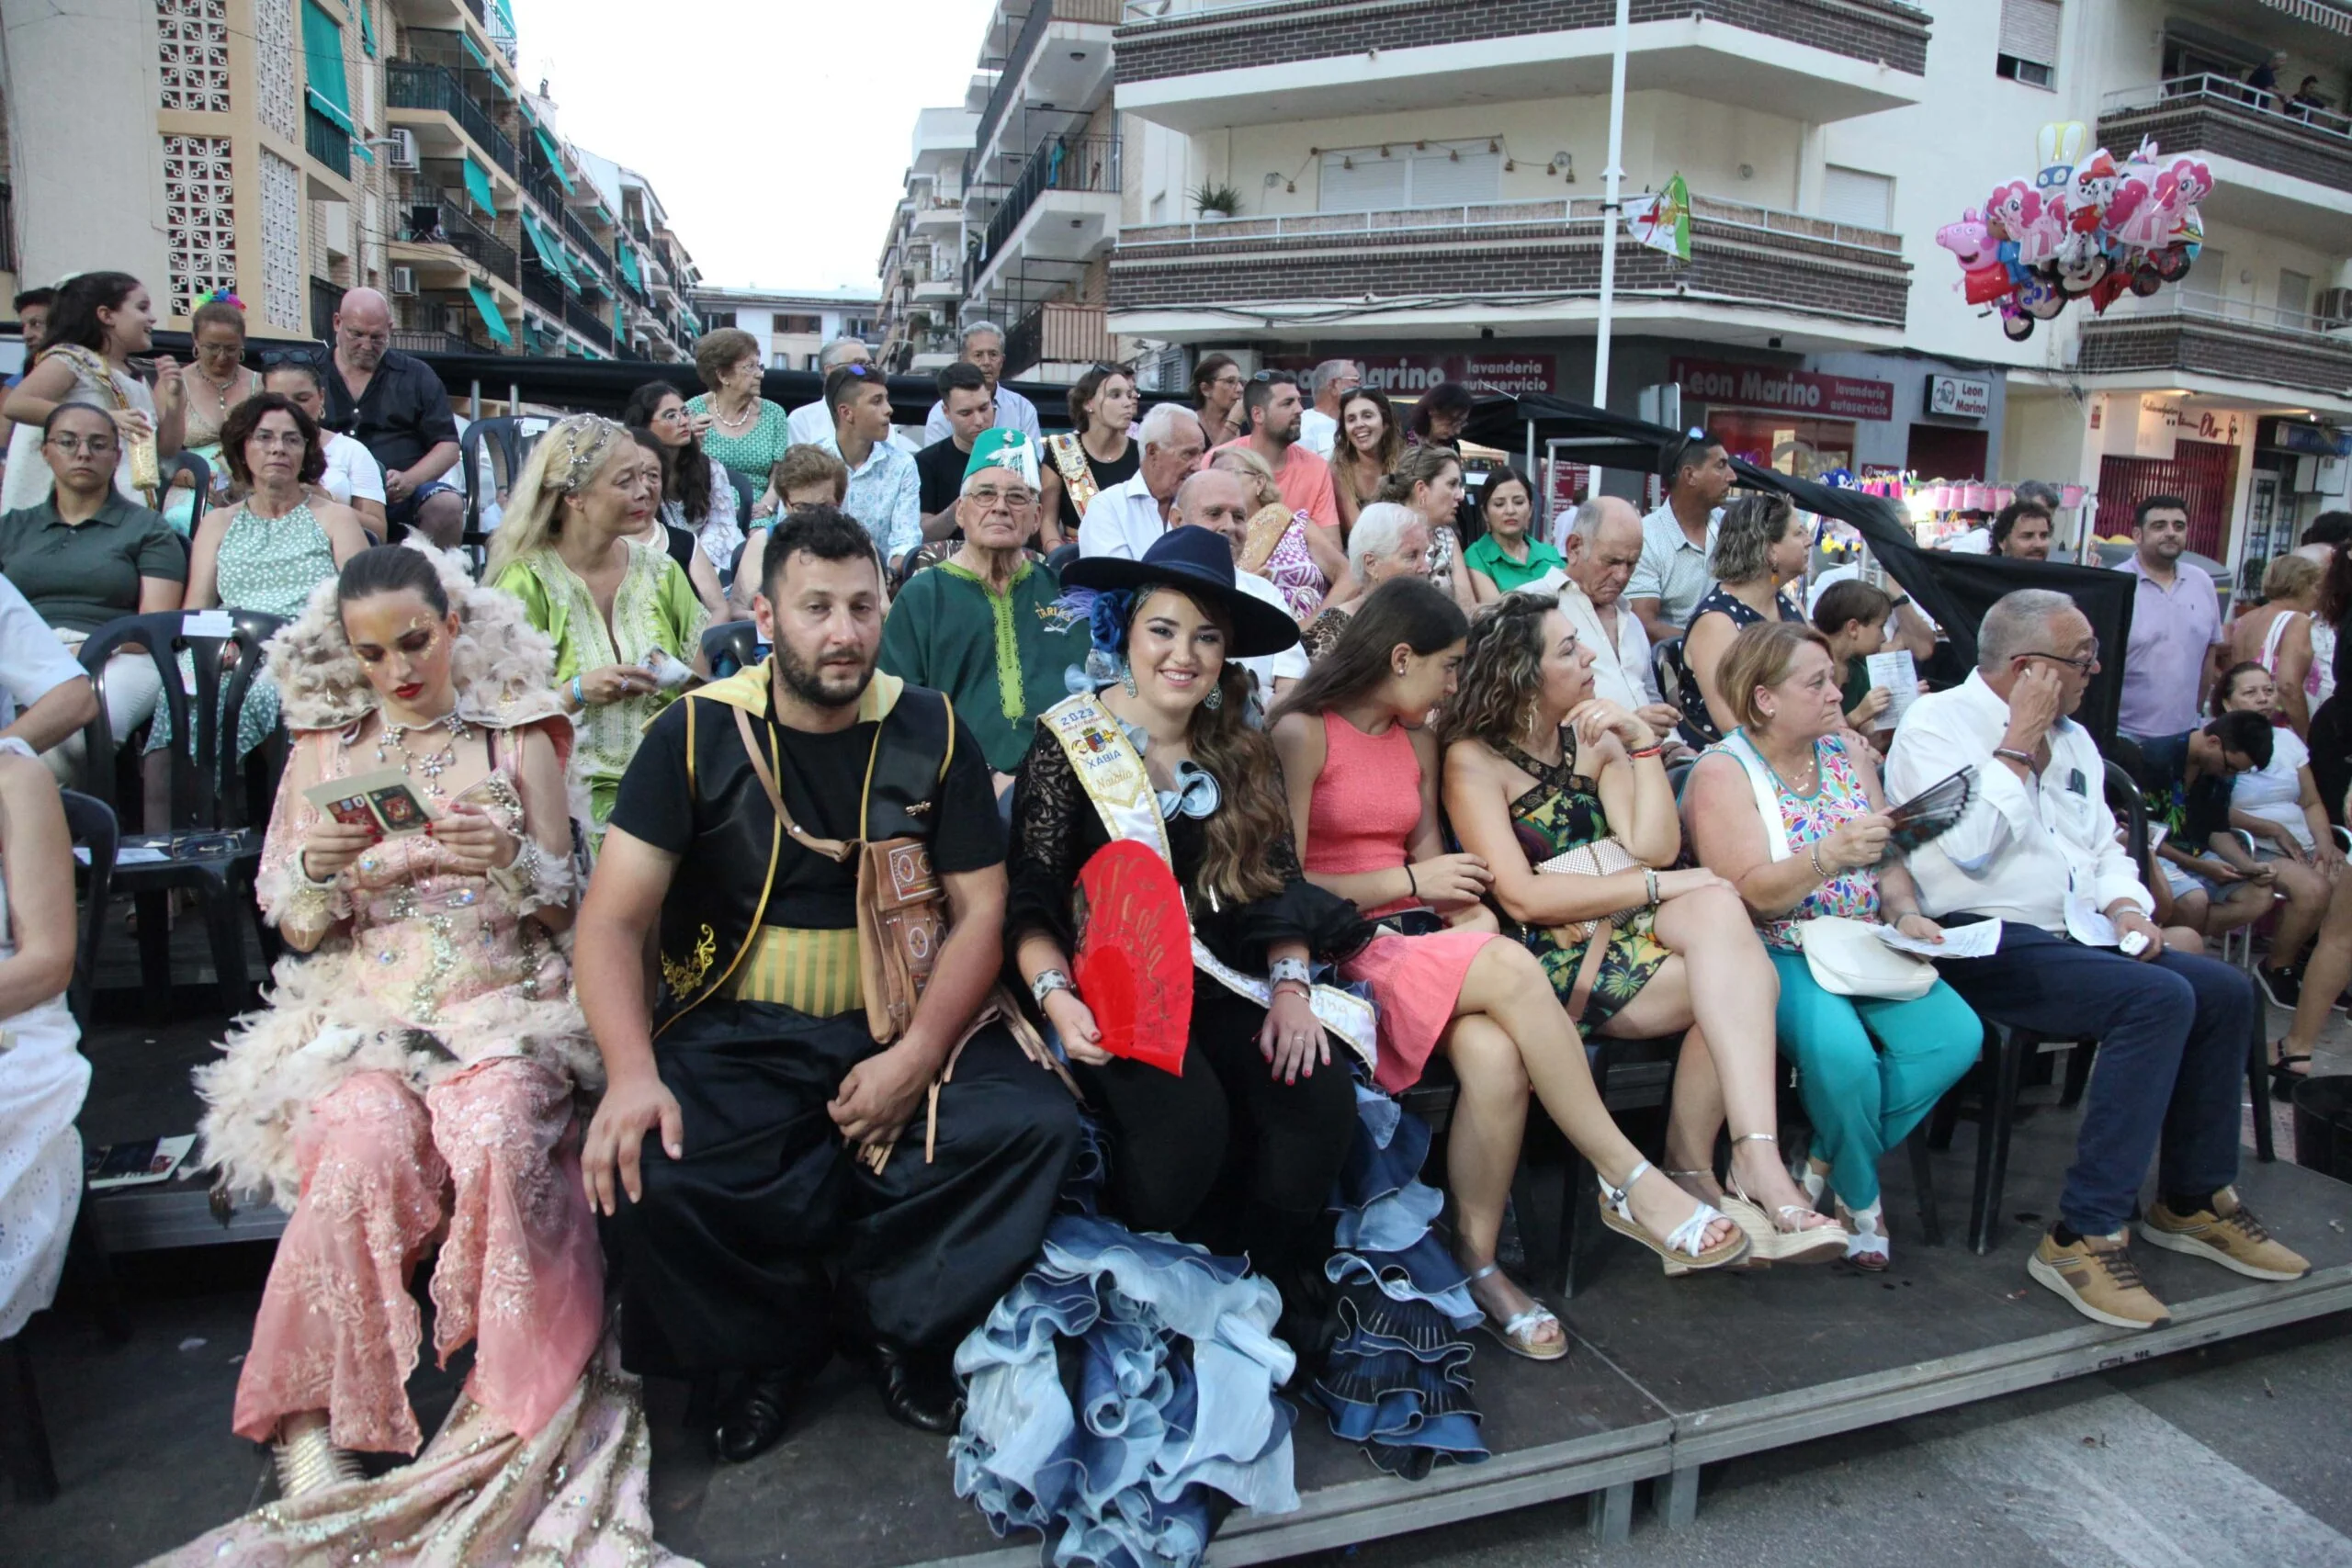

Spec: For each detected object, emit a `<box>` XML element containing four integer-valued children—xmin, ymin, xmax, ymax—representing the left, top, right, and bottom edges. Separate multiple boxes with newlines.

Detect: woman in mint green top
<box><xmin>683</xmin><ymin>328</ymin><xmax>790</xmax><ymax>523</ymax></box>
<box><xmin>485</xmin><ymin>415</ymin><xmax>709</xmax><ymax>839</ymax></box>
<box><xmin>1464</xmin><ymin>467</ymin><xmax>1565</xmax><ymax>603</ymax></box>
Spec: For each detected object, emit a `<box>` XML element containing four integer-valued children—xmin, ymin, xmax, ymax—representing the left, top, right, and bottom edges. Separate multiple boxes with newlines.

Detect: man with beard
<box><xmin>1213</xmin><ymin>368</ymin><xmax>1345</xmax><ymax>586</ymax></box>
<box><xmin>577</xmin><ymin>504</ymin><xmax>1080</xmax><ymax>1461</ymax></box>
<box><xmin>1993</xmin><ymin>498</ymin><xmax>2054</xmax><ymax>561</ymax></box>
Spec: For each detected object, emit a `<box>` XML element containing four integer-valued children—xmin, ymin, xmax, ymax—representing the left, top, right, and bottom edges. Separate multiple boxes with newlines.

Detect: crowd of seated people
<box><xmin>0</xmin><ymin>316</ymin><xmax>2323</xmax><ymax>1566</ymax></box>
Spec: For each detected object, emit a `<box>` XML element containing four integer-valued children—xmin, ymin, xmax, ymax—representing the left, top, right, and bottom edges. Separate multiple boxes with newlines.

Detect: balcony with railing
<box><xmin>2100</xmin><ymin>73</ymin><xmax>2352</xmax><ymax>209</ymax></box>
<box><xmin>396</xmin><ymin>183</ymin><xmax>519</xmax><ymax>281</ymax></box>
<box><xmin>965</xmin><ymin>0</ymin><xmax>1123</xmax><ymax>186</ymax></box>
<box><xmin>1109</xmin><ymin>191</ymin><xmax>1911</xmax><ymax>335</ymax></box>
<box><xmin>304</xmin><ymin>106</ymin><xmax>352</xmax><ymax>180</ymax></box>
<box><xmin>2076</xmin><ymin>290</ymin><xmax>2352</xmax><ymax>400</ymax></box>
<box><xmin>968</xmin><ymin>134</ymin><xmax>1121</xmax><ymax>299</ymax></box>
<box><xmin>519</xmin><ymin>255</ymin><xmax>568</xmax><ymax>315</ymax></box>
<box><xmin>1003</xmin><ymin>301</ymin><xmax>1116</xmax><ymax>377</ymax></box>
<box><xmin>387</xmin><ymin>60</ymin><xmax>518</xmax><ymax>174</ymax></box>
<box><xmin>522</xmin><ymin>162</ymin><xmax>565</xmax><ymax>218</ymax></box>
<box><xmin>1114</xmin><ymin>0</ymin><xmax>1928</xmax><ymax>130</ymax></box>
<box><xmin>390</xmin><ymin>328</ymin><xmax>481</xmax><ymax>356</ymax></box>
<box><xmin>560</xmin><ymin>206</ymin><xmax>615</xmax><ymax>279</ymax></box>
<box><xmin>565</xmin><ymin>295</ymin><xmax>616</xmax><ymax>353</ymax></box>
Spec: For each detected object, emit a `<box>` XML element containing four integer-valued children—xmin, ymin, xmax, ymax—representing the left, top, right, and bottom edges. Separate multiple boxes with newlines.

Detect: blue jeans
<box><xmin>1766</xmin><ymin>950</ymin><xmax>1982</xmax><ymax>1211</ymax></box>
<box><xmin>1929</xmin><ymin>919</ymin><xmax>2252</xmax><ymax>1235</ymax></box>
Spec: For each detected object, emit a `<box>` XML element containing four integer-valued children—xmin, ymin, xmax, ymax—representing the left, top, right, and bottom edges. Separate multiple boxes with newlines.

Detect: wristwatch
<box><xmin>1030</xmin><ymin>967</ymin><xmax>1073</xmax><ymax>1007</ymax></box>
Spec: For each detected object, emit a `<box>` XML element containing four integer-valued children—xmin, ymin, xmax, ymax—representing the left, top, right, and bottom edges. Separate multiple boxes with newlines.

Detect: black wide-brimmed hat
<box><xmin>1061</xmin><ymin>526</ymin><xmax>1302</xmax><ymax>659</ymax></box>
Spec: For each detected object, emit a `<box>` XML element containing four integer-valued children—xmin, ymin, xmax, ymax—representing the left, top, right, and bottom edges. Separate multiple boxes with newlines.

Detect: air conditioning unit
<box><xmin>390</xmin><ymin>265</ymin><xmax>417</xmax><ymax>296</ymax></box>
<box><xmin>387</xmin><ymin>129</ymin><xmax>420</xmax><ymax>170</ymax></box>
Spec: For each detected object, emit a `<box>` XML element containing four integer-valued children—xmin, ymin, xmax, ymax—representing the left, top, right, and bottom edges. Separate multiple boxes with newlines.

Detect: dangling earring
<box><xmin>1121</xmin><ymin>662</ymin><xmax>1138</xmax><ymax>697</ymax></box>
<box><xmin>1204</xmin><ymin>682</ymin><xmax>1224</xmax><ymax>711</ymax></box>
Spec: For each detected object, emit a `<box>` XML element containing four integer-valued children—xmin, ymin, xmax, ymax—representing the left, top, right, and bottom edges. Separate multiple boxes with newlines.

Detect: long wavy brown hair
<box><xmin>1121</xmin><ymin>584</ymin><xmax>1292</xmax><ymax>906</ymax></box>
<box><xmin>1438</xmin><ymin>591</ymin><xmax>1561</xmax><ymax>750</ymax></box>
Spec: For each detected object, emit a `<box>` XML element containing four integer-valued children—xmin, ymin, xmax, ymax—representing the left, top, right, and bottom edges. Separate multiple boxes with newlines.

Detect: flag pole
<box><xmin>1591</xmin><ymin>0</ymin><xmax>1630</xmax><ymax>483</ymax></box>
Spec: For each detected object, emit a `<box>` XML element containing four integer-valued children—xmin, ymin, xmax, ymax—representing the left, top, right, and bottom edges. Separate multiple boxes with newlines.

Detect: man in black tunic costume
<box><xmin>577</xmin><ymin>504</ymin><xmax>1080</xmax><ymax>1462</ymax></box>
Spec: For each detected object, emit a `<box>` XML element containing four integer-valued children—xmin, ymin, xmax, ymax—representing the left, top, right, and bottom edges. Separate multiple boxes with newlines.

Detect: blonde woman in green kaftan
<box><xmin>487</xmin><ymin>417</ymin><xmax>708</xmax><ymax>839</ymax></box>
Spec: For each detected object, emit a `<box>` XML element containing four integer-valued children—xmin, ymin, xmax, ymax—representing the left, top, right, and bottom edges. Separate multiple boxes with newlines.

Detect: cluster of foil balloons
<box><xmin>1936</xmin><ymin>120</ymin><xmax>2212</xmax><ymax>342</ymax></box>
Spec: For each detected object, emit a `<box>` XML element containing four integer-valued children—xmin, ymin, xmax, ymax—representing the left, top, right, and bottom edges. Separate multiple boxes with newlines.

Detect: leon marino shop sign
<box><xmin>1669</xmin><ymin>358</ymin><xmax>1895</xmax><ymax>423</ymax></box>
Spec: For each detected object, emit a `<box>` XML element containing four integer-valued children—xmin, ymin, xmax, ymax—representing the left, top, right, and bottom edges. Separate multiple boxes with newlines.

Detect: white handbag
<box><xmin>1723</xmin><ymin>732</ymin><xmax>1936</xmax><ymax>1001</ymax></box>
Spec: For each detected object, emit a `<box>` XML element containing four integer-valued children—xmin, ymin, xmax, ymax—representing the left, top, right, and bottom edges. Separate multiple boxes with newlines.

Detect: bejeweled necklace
<box><xmin>375</xmin><ymin>708</ymin><xmax>472</xmax><ymax>797</ymax></box>
<box><xmin>712</xmin><ymin>395</ymin><xmax>757</xmax><ymax>433</ymax></box>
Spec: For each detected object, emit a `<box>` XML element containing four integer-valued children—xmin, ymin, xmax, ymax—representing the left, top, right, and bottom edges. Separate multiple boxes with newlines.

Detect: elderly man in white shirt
<box><xmin>1077</xmin><ymin>402</ymin><xmax>1209</xmax><ymax>560</ymax></box>
<box><xmin>786</xmin><ymin>337</ymin><xmax>875</xmax><ymax>446</ymax></box>
<box><xmin>1884</xmin><ymin>589</ymin><xmax>2301</xmax><ymax>1332</ymax></box>
<box><xmin>1547</xmin><ymin>495</ymin><xmax>1681</xmax><ymax>737</ymax></box>
<box><xmin>920</xmin><ymin>321</ymin><xmax>1042</xmax><ymax>447</ymax></box>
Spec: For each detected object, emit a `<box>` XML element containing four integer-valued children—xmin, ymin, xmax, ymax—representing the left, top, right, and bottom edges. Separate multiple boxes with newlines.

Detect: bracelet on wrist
<box><xmin>1644</xmin><ymin>867</ymin><xmax>1661</xmax><ymax>906</ymax></box>
<box><xmin>1271</xmin><ymin>978</ymin><xmax>1313</xmax><ymax>1001</ymax></box>
<box><xmin>1404</xmin><ymin>863</ymin><xmax>1419</xmax><ymax>900</ymax></box>
<box><xmin>1030</xmin><ymin>967</ymin><xmax>1074</xmax><ymax>1008</ymax></box>
<box><xmin>1267</xmin><ymin>955</ymin><xmax>1313</xmax><ymax>990</ymax></box>
<box><xmin>1629</xmin><ymin>742</ymin><xmax>1665</xmax><ymax>761</ymax></box>
<box><xmin>1993</xmin><ymin>746</ymin><xmax>2036</xmax><ymax>769</ymax></box>
<box><xmin>1808</xmin><ymin>843</ymin><xmax>1832</xmax><ymax>880</ymax></box>
<box><xmin>571</xmin><ymin>674</ymin><xmax>585</xmax><ymax>709</ymax></box>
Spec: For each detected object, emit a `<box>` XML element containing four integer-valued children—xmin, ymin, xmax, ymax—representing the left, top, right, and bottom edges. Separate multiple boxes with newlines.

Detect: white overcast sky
<box><xmin>507</xmin><ymin>0</ymin><xmax>997</xmax><ymax>295</ymax></box>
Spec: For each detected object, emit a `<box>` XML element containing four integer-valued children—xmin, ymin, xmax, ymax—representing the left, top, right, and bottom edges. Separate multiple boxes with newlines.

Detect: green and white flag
<box><xmin>1624</xmin><ymin>174</ymin><xmax>1691</xmax><ymax>263</ymax></box>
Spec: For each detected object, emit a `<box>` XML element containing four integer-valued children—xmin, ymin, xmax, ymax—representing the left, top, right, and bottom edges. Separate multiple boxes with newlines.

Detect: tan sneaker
<box><xmin>2027</xmin><ymin>1229</ymin><xmax>2172</xmax><ymax>1330</ymax></box>
<box><xmin>2139</xmin><ymin>1188</ymin><xmax>2312</xmax><ymax>1282</ymax></box>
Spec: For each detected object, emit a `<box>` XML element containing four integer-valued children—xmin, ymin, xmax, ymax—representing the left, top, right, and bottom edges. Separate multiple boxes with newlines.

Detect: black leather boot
<box><xmin>873</xmin><ymin>1341</ymin><xmax>965</xmax><ymax>1433</ymax></box>
<box><xmin>713</xmin><ymin>1368</ymin><xmax>805</xmax><ymax>1463</ymax></box>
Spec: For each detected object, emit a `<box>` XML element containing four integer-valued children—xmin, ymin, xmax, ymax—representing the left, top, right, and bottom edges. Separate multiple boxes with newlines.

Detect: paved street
<box><xmin>1293</xmin><ymin>1314</ymin><xmax>2352</xmax><ymax>1568</ymax></box>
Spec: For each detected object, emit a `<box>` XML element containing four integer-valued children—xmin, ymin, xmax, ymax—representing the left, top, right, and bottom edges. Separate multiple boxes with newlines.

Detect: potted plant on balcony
<box><xmin>1193</xmin><ymin>181</ymin><xmax>1244</xmax><ymax>219</ymax></box>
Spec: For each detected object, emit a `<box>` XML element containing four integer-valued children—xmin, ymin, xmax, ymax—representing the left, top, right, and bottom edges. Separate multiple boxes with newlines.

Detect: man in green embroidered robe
<box><xmin>879</xmin><ymin>429</ymin><xmax>1091</xmax><ymax>786</ymax></box>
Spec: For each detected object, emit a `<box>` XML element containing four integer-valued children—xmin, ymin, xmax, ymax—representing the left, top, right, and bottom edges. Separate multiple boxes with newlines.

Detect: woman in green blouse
<box><xmin>682</xmin><ymin>329</ymin><xmax>790</xmax><ymax>527</ymax></box>
<box><xmin>487</xmin><ymin>416</ymin><xmax>708</xmax><ymax>840</ymax></box>
<box><xmin>1464</xmin><ymin>466</ymin><xmax>1566</xmax><ymax>604</ymax></box>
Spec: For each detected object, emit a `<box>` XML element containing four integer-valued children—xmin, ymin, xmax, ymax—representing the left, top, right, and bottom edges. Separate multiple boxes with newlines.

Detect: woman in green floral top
<box><xmin>488</xmin><ymin>416</ymin><xmax>708</xmax><ymax>840</ymax></box>
<box><xmin>1441</xmin><ymin>592</ymin><xmax>1847</xmax><ymax>1266</ymax></box>
<box><xmin>683</xmin><ymin>328</ymin><xmax>790</xmax><ymax>524</ymax></box>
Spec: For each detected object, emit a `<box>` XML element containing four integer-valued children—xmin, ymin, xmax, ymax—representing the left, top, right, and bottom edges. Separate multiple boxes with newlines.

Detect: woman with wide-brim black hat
<box><xmin>1007</xmin><ymin>526</ymin><xmax>1362</xmax><ymax>1331</ymax></box>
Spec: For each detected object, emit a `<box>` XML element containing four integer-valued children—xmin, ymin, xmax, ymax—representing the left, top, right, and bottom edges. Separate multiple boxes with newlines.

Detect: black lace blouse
<box><xmin>1005</xmin><ymin>716</ymin><xmax>1371</xmax><ymax>974</ymax></box>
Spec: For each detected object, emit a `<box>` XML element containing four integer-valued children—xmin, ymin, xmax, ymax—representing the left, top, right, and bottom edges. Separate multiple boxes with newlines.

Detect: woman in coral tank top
<box><xmin>1271</xmin><ymin>581</ymin><xmax>1747</xmax><ymax>1361</ymax></box>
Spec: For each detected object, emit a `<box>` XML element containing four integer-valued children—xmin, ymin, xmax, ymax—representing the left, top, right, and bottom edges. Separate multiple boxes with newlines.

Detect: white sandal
<box><xmin>1597</xmin><ymin>1159</ymin><xmax>1750</xmax><ymax>1272</ymax></box>
<box><xmin>1722</xmin><ymin>1134</ymin><xmax>1848</xmax><ymax>1265</ymax></box>
<box><xmin>1840</xmin><ymin>1201</ymin><xmax>1890</xmax><ymax>1270</ymax></box>
<box><xmin>1791</xmin><ymin>1153</ymin><xmax>1830</xmax><ymax>1211</ymax></box>
<box><xmin>1463</xmin><ymin>1261</ymin><xmax>1569</xmax><ymax>1361</ymax></box>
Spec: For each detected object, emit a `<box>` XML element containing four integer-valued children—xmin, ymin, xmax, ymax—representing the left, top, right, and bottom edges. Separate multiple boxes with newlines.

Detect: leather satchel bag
<box><xmin>1518</xmin><ymin>827</ymin><xmax>1651</xmax><ymax>1025</ymax></box>
<box><xmin>855</xmin><ymin>835</ymin><xmax>945</xmax><ymax>1043</ymax></box>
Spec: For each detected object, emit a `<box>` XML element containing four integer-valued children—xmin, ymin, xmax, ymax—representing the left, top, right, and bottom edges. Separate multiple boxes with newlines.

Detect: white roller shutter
<box><xmin>1820</xmin><ymin>166</ymin><xmax>1894</xmax><ymax>231</ymax></box>
<box><xmin>1408</xmin><ymin>149</ymin><xmax>1502</xmax><ymax>209</ymax></box>
<box><xmin>1319</xmin><ymin>152</ymin><xmax>1409</xmax><ymax>213</ymax></box>
<box><xmin>1999</xmin><ymin>0</ymin><xmax>2061</xmax><ymax>70</ymax></box>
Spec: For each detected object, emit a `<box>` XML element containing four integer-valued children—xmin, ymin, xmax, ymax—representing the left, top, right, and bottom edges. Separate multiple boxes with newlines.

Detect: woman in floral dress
<box><xmin>487</xmin><ymin>415</ymin><xmax>709</xmax><ymax>840</ymax></box>
<box><xmin>168</xmin><ymin>543</ymin><xmax>691</xmax><ymax>1563</ymax></box>
<box><xmin>1441</xmin><ymin>592</ymin><xmax>1846</xmax><ymax>1266</ymax></box>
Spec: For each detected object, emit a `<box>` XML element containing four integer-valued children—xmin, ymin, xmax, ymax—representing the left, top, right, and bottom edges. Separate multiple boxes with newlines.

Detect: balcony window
<box><xmin>2280</xmin><ymin>269</ymin><xmax>2313</xmax><ymax>330</ymax></box>
<box><xmin>1318</xmin><ymin>142</ymin><xmax>1499</xmax><ymax>214</ymax></box>
<box><xmin>301</xmin><ymin>0</ymin><xmax>357</xmax><ymax>140</ymax></box>
<box><xmin>1996</xmin><ymin>0</ymin><xmax>2059</xmax><ymax>89</ymax></box>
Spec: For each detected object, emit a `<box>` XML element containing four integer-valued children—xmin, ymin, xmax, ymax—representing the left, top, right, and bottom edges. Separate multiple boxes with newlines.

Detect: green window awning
<box><xmin>520</xmin><ymin>213</ymin><xmax>578</xmax><ymax>288</ymax></box>
<box><xmin>300</xmin><ymin>1</ymin><xmax>355</xmax><ymax>134</ymax></box>
<box><xmin>459</xmin><ymin>31</ymin><xmax>492</xmax><ymax>70</ymax></box>
<box><xmin>492</xmin><ymin>0</ymin><xmax>516</xmax><ymax>36</ymax></box>
<box><xmin>615</xmin><ymin>239</ymin><xmax>642</xmax><ymax>291</ymax></box>
<box><xmin>614</xmin><ymin>303</ymin><xmax>628</xmax><ymax>338</ymax></box>
<box><xmin>532</xmin><ymin>128</ymin><xmax>576</xmax><ymax>192</ymax></box>
<box><xmin>467</xmin><ymin>281</ymin><xmax>514</xmax><ymax>346</ymax></box>
<box><xmin>461</xmin><ymin>154</ymin><xmax>496</xmax><ymax>217</ymax></box>
<box><xmin>575</xmin><ymin>254</ymin><xmax>610</xmax><ymax>297</ymax></box>
<box><xmin>357</xmin><ymin>0</ymin><xmax>377</xmax><ymax>57</ymax></box>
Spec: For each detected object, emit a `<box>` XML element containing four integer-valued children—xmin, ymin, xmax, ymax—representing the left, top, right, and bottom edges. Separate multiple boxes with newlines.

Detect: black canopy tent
<box><xmin>1461</xmin><ymin>392</ymin><xmax>2138</xmax><ymax>746</ymax></box>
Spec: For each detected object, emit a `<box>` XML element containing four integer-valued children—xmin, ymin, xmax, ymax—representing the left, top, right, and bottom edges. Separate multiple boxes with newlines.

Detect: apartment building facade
<box><xmin>692</xmin><ymin>286</ymin><xmax>881</xmax><ymax>372</ymax></box>
<box><xmin>880</xmin><ymin>0</ymin><xmax>1127</xmax><ymax>384</ymax></box>
<box><xmin>0</xmin><ymin>0</ymin><xmax>696</xmax><ymax>361</ymax></box>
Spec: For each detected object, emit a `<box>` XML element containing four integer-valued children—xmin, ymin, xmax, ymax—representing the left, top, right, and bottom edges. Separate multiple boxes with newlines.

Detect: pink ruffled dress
<box><xmin>1306</xmin><ymin>713</ymin><xmax>1495</xmax><ymax>1094</ymax></box>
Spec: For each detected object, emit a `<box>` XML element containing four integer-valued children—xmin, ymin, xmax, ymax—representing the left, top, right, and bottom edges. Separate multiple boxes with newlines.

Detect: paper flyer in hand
<box><xmin>1875</xmin><ymin>921</ymin><xmax>2000</xmax><ymax>960</ymax></box>
<box><xmin>1863</xmin><ymin>649</ymin><xmax>1919</xmax><ymax>731</ymax></box>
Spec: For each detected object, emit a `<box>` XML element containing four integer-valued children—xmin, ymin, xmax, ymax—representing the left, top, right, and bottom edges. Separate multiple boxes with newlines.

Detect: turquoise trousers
<box><xmin>1766</xmin><ymin>947</ymin><xmax>1982</xmax><ymax>1211</ymax></box>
